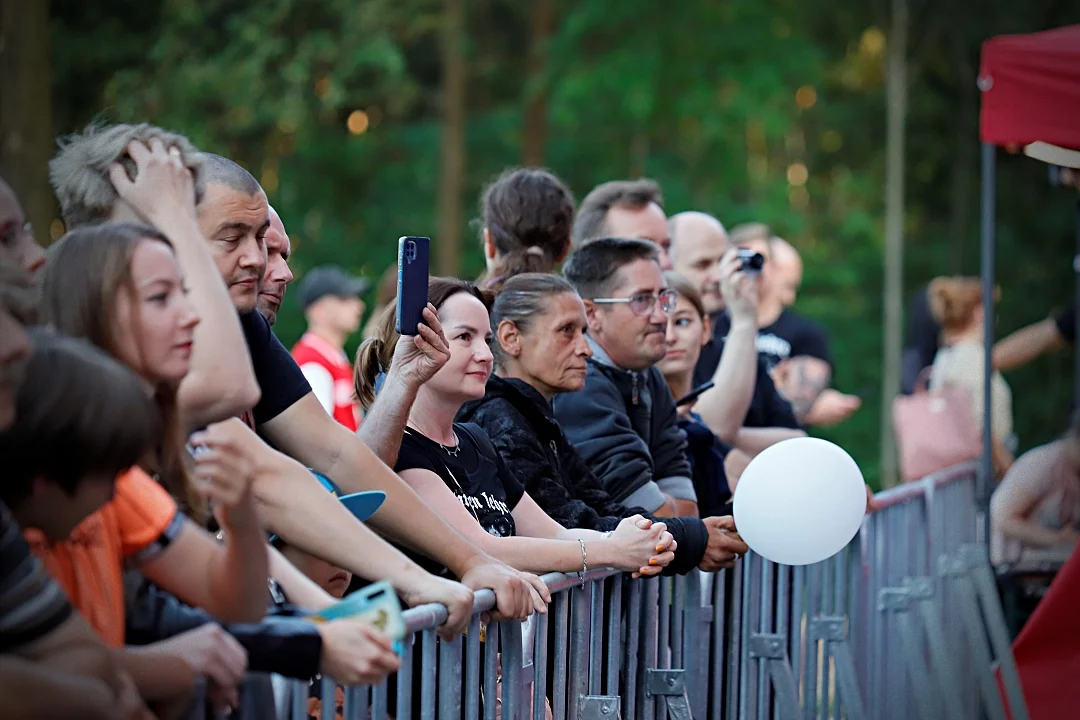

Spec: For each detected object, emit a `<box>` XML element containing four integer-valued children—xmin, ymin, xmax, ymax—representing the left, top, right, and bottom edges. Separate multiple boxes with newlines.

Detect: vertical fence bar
<box><xmin>739</xmin><ymin>553</ymin><xmax>757</xmax><ymax>720</ymax></box>
<box><xmin>501</xmin><ymin>622</ymin><xmax>523</xmax><ymax>720</ymax></box>
<box><xmin>710</xmin><ymin>569</ymin><xmax>727</xmax><ymax>720</ymax></box>
<box><xmin>533</xmin><ymin>610</ymin><xmax>549</xmax><ymax>720</ymax></box>
<box><xmin>421</xmin><ymin>630</ymin><xmax>438</xmax><ymax>720</ymax></box>
<box><xmin>484</xmin><ymin>623</ymin><xmax>500</xmax><ymax>720</ymax></box>
<box><xmin>373</xmin><ymin>678</ymin><xmax>389</xmax><ymax>720</ymax></box>
<box><xmin>820</xmin><ymin>557</ymin><xmax>833</xmax><ymax>720</ymax></box>
<box><xmin>320</xmin><ymin>675</ymin><xmax>335</xmax><ymax>720</ymax></box>
<box><xmin>640</xmin><ymin>577</ymin><xmax>660</xmax><ymax>720</ymax></box>
<box><xmin>774</xmin><ymin>564</ymin><xmax>789</xmax><ymax>720</ymax></box>
<box><xmin>725</xmin><ymin>567</ymin><xmax>743</xmax><ymax>720</ymax></box>
<box><xmin>606</xmin><ymin>576</ymin><xmax>623</xmax><ymax>696</ymax></box>
<box><xmin>589</xmin><ymin>581</ymin><xmax>604</xmax><ymax>696</ymax></box>
<box><xmin>803</xmin><ymin>561</ymin><xmax>821</xmax><ymax>720</ymax></box>
<box><xmin>465</xmin><ymin>615</ymin><xmax>481</xmax><ymax>720</ymax></box>
<box><xmin>831</xmin><ymin>551</ymin><xmax>845</xmax><ymax>720</ymax></box>
<box><xmin>551</xmin><ymin>594</ymin><xmax>568</xmax><ymax>720</ymax></box>
<box><xmin>672</xmin><ymin>574</ymin><xmax>686</xmax><ymax>668</ymax></box>
<box><xmin>568</xmin><ymin>587</ymin><xmax>590</xmax><ymax>720</ymax></box>
<box><xmin>683</xmin><ymin>571</ymin><xmax>706</xmax><ymax>720</ymax></box>
<box><xmin>757</xmin><ymin>559</ymin><xmax>773</xmax><ymax>720</ymax></box>
<box><xmin>396</xmin><ymin>632</ymin><xmax>415</xmax><ymax>720</ymax></box>
<box><xmin>790</xmin><ymin>563</ymin><xmax>805</xmax><ymax>709</ymax></box>
<box><xmin>625</xmin><ymin>579</ymin><xmax>643</xmax><ymax>720</ymax></box>
<box><xmin>439</xmin><ymin>633</ymin><xmax>463</xmax><ymax>720</ymax></box>
<box><xmin>658</xmin><ymin>575</ymin><xmax>672</xmax><ymax>673</ymax></box>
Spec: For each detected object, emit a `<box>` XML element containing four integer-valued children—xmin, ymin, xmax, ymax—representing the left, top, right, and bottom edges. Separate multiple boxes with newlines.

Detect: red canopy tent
<box><xmin>978</xmin><ymin>23</ymin><xmax>1080</xmax><ymax>720</ymax></box>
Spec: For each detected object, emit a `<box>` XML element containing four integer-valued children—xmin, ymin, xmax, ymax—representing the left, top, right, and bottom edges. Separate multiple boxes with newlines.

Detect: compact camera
<box><xmin>737</xmin><ymin>248</ymin><xmax>766</xmax><ymax>275</ymax></box>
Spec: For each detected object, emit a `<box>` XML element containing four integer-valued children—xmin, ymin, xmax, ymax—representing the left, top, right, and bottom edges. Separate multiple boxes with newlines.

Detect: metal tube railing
<box><xmin>208</xmin><ymin>462</ymin><xmax>1026</xmax><ymax>720</ymax></box>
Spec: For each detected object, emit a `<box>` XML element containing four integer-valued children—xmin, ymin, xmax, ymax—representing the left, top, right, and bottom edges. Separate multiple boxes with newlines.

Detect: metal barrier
<box><xmin>253</xmin><ymin>463</ymin><xmax>1027</xmax><ymax>720</ymax></box>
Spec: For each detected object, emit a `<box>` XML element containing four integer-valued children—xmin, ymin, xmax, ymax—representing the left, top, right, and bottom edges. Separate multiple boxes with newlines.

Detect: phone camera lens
<box><xmin>405</xmin><ymin>240</ymin><xmax>416</xmax><ymax>262</ymax></box>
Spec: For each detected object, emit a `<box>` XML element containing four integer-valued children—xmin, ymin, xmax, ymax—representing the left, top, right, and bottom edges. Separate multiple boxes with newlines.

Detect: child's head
<box><xmin>0</xmin><ymin>330</ymin><xmax>161</xmax><ymax>540</ymax></box>
<box><xmin>271</xmin><ymin>472</ymin><xmax>363</xmax><ymax>599</ymax></box>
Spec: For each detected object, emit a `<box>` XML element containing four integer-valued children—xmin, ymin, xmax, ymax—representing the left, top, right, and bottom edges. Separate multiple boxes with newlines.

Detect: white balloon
<box><xmin>733</xmin><ymin>437</ymin><xmax>866</xmax><ymax>566</ymax></box>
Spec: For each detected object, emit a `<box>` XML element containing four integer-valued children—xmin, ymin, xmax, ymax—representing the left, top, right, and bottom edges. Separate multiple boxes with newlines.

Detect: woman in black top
<box><xmin>459</xmin><ymin>273</ymin><xmax>748</xmax><ymax>573</ymax></box>
<box><xmin>354</xmin><ymin>278</ymin><xmax>676</xmax><ymax>578</ymax></box>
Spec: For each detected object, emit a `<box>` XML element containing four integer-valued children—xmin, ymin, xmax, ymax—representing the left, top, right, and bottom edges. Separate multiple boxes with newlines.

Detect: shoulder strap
<box><xmin>456</xmin><ymin>423</ymin><xmax>500</xmax><ymax>465</ymax></box>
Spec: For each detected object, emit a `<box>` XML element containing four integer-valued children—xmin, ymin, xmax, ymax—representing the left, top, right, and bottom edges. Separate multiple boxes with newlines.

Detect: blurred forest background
<box><xmin>3</xmin><ymin>0</ymin><xmax>1079</xmax><ymax>488</ymax></box>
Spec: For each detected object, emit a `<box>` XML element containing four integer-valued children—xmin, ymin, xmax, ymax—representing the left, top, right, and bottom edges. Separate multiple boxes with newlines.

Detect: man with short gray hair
<box><xmin>555</xmin><ymin>237</ymin><xmax>697</xmax><ymax>517</ymax></box>
<box><xmin>572</xmin><ymin>179</ymin><xmax>673</xmax><ymax>269</ymax></box>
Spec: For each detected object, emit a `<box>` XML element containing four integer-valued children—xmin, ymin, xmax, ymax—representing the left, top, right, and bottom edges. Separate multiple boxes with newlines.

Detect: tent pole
<box><xmin>1074</xmin><ymin>196</ymin><xmax>1080</xmax><ymax>413</ymax></box>
<box><xmin>979</xmin><ymin>142</ymin><xmax>995</xmax><ymax>548</ymax></box>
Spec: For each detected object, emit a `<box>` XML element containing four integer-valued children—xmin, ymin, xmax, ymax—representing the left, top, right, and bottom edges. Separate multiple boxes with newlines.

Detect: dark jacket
<box><xmin>458</xmin><ymin>375</ymin><xmax>708</xmax><ymax>575</ymax></box>
<box><xmin>551</xmin><ymin>339</ymin><xmax>695</xmax><ymax>511</ymax></box>
<box><xmin>680</xmin><ymin>414</ymin><xmax>733</xmax><ymax>518</ymax></box>
<box><xmin>124</xmin><ymin>573</ymin><xmax>323</xmax><ymax>681</ymax></box>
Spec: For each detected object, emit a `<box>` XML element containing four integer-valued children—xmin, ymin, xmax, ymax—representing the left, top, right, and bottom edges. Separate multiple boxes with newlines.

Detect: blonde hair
<box><xmin>928</xmin><ymin>276</ymin><xmax>997</xmax><ymax>333</ymax></box>
<box><xmin>50</xmin><ymin>123</ymin><xmax>206</xmax><ymax>229</ymax></box>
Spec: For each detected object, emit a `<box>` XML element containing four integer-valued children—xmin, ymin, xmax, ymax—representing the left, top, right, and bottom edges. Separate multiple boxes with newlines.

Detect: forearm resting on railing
<box><xmin>733</xmin><ymin>426</ymin><xmax>806</xmax><ymax>456</ymax></box>
<box><xmin>253</xmin><ymin>449</ymin><xmax>436</xmax><ymax>591</ymax></box>
<box><xmin>997</xmin><ymin>515</ymin><xmax>1072</xmax><ymax>549</ymax></box>
<box><xmin>117</xmin><ymin>645</ymin><xmax>195</xmax><ymax>702</ymax></box>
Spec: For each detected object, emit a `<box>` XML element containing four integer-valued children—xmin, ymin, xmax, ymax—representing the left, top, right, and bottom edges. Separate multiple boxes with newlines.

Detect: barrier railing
<box><xmin>223</xmin><ymin>463</ymin><xmax>1028</xmax><ymax>720</ymax></box>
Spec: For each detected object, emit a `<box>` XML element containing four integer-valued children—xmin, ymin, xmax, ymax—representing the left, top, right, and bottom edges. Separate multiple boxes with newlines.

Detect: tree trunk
<box><xmin>879</xmin><ymin>0</ymin><xmax>908</xmax><ymax>489</ymax></box>
<box><xmin>0</xmin><ymin>0</ymin><xmax>53</xmax><ymax>243</ymax></box>
<box><xmin>436</xmin><ymin>0</ymin><xmax>467</xmax><ymax>277</ymax></box>
<box><xmin>521</xmin><ymin>0</ymin><xmax>553</xmax><ymax>167</ymax></box>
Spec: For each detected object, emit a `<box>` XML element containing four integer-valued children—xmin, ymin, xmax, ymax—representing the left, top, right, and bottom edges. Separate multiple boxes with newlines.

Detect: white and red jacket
<box><xmin>290</xmin><ymin>332</ymin><xmax>361</xmax><ymax>431</ymax></box>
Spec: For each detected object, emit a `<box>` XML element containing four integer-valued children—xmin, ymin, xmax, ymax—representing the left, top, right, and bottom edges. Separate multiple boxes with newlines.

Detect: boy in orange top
<box><xmin>1</xmin><ymin>332</ymin><xmax>264</xmax><ymax>710</ymax></box>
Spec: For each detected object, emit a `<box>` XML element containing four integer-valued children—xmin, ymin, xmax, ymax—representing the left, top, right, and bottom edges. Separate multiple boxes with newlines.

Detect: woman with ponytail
<box><xmin>475</xmin><ymin>167</ymin><xmax>575</xmax><ymax>292</ymax></box>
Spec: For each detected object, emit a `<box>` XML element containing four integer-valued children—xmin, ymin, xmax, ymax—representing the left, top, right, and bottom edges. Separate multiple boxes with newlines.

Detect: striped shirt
<box><xmin>0</xmin><ymin>501</ymin><xmax>73</xmax><ymax>651</ymax></box>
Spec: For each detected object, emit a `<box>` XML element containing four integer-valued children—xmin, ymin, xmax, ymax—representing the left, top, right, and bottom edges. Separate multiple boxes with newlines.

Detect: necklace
<box><xmin>406</xmin><ymin>424</ymin><xmax>460</xmax><ymax>457</ymax></box>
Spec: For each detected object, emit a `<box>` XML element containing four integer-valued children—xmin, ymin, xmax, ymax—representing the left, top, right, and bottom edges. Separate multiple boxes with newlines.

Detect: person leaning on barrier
<box><xmin>0</xmin><ymin>267</ymin><xmax>151</xmax><ymax>720</ymax></box>
<box><xmin>355</xmin><ymin>277</ymin><xmax>678</xmax><ymax>577</ymax></box>
<box><xmin>49</xmin><ymin>122</ymin><xmax>544</xmax><ymax>632</ymax></box>
<box><xmin>458</xmin><ymin>273</ymin><xmax>749</xmax><ymax>572</ymax></box>
<box><xmin>552</xmin><ymin>237</ymin><xmax>699</xmax><ymax>517</ymax></box>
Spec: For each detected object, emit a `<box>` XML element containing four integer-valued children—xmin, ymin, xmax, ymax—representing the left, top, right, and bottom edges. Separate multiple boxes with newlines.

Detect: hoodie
<box><xmin>458</xmin><ymin>374</ymin><xmax>708</xmax><ymax>575</ymax></box>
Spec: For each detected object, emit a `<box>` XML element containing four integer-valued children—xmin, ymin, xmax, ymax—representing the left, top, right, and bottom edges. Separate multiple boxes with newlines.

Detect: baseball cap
<box><xmin>298</xmin><ymin>265</ymin><xmax>371</xmax><ymax>310</ymax></box>
<box><xmin>269</xmin><ymin>471</ymin><xmax>385</xmax><ymax>545</ymax></box>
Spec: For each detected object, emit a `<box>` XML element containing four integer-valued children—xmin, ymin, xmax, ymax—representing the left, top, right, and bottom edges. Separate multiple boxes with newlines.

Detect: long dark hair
<box><xmin>39</xmin><ymin>222</ymin><xmax>205</xmax><ymax>521</ymax></box>
<box><xmin>476</xmin><ymin>168</ymin><xmax>575</xmax><ymax>291</ymax></box>
<box><xmin>354</xmin><ymin>277</ymin><xmax>494</xmax><ymax>410</ymax></box>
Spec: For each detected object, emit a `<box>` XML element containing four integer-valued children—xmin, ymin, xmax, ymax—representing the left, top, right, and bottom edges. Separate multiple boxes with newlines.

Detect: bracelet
<box><xmin>578</xmin><ymin>539</ymin><xmax>587</xmax><ymax>589</ymax></box>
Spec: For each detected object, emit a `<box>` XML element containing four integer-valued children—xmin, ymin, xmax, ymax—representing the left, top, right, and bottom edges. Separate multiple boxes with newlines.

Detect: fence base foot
<box><xmin>646</xmin><ymin>669</ymin><xmax>692</xmax><ymax>720</ymax></box>
<box><xmin>579</xmin><ymin>696</ymin><xmax>620</xmax><ymax>720</ymax></box>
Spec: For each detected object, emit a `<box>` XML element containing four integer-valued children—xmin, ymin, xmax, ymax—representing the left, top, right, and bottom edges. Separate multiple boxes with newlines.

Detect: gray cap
<box><xmin>298</xmin><ymin>265</ymin><xmax>370</xmax><ymax>310</ymax></box>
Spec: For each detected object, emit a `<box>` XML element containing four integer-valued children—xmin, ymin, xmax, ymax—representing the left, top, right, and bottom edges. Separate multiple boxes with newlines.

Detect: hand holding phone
<box><xmin>312</xmin><ymin>581</ymin><xmax>406</xmax><ymax>655</ymax></box>
<box><xmin>396</xmin><ymin>236</ymin><xmax>430</xmax><ymax>336</ymax></box>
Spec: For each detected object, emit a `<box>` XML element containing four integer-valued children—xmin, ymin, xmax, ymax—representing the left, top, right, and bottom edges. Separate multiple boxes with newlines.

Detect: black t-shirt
<box><xmin>712</xmin><ymin>309</ymin><xmax>832</xmax><ymax>374</ymax></box>
<box><xmin>393</xmin><ymin>423</ymin><xmax>524</xmax><ymax>577</ymax></box>
<box><xmin>239</xmin><ymin>311</ymin><xmax>312</xmax><ymax>429</ymax></box>
<box><xmin>1055</xmin><ymin>301</ymin><xmax>1076</xmax><ymax>344</ymax></box>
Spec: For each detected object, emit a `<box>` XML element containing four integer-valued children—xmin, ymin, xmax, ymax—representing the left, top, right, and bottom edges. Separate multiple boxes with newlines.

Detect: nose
<box><xmin>177</xmin><ymin>294</ymin><xmax>201</xmax><ymax>331</ymax></box>
<box><xmin>576</xmin><ymin>332</ymin><xmax>593</xmax><ymax>358</ymax></box>
<box><xmin>649</xmin><ymin>300</ymin><xmax>668</xmax><ymax>325</ymax></box>
<box><xmin>665</xmin><ymin>319</ymin><xmax>678</xmax><ymax>345</ymax></box>
<box><xmin>475</xmin><ymin>340</ymin><xmax>494</xmax><ymax>365</ymax></box>
<box><xmin>238</xmin><ymin>236</ymin><xmax>266</xmax><ymax>271</ymax></box>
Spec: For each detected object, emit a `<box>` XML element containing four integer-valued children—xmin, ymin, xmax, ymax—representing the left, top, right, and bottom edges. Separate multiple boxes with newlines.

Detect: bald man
<box><xmin>769</xmin><ymin>236</ymin><xmax>802</xmax><ymax>308</ymax></box>
<box><xmin>668</xmin><ymin>211</ymin><xmax>805</xmax><ymax>457</ymax></box>
<box><xmin>257</xmin><ymin>206</ymin><xmax>294</xmax><ymax>325</ymax></box>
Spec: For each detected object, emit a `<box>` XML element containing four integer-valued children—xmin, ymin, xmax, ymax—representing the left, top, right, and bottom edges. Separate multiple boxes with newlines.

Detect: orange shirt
<box><xmin>24</xmin><ymin>467</ymin><xmax>182</xmax><ymax>646</ymax></box>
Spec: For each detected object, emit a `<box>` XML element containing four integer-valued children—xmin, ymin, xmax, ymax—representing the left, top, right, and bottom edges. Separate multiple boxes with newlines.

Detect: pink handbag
<box><xmin>892</xmin><ymin>369</ymin><xmax>981</xmax><ymax>482</ymax></box>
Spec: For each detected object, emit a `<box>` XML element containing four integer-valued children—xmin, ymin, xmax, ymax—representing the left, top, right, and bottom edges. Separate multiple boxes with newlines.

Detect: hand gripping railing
<box><xmin>217</xmin><ymin>462</ymin><xmax>1027</xmax><ymax>720</ymax></box>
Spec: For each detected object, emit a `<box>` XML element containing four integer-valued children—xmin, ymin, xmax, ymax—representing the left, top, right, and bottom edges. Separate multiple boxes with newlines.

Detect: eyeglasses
<box><xmin>0</xmin><ymin>222</ymin><xmax>32</xmax><ymax>248</ymax></box>
<box><xmin>592</xmin><ymin>288</ymin><xmax>678</xmax><ymax>316</ymax></box>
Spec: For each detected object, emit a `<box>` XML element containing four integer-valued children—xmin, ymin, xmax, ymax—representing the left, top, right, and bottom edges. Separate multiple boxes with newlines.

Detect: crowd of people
<box><xmin>0</xmin><ymin>121</ymin><xmax>872</xmax><ymax>718</ymax></box>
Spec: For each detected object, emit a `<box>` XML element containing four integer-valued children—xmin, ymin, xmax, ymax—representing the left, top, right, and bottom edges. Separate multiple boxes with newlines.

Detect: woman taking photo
<box><xmin>355</xmin><ymin>277</ymin><xmax>677</xmax><ymax>578</ymax></box>
<box><xmin>459</xmin><ymin>273</ymin><xmax>747</xmax><ymax>573</ymax></box>
<box><xmin>657</xmin><ymin>273</ymin><xmax>741</xmax><ymax>516</ymax></box>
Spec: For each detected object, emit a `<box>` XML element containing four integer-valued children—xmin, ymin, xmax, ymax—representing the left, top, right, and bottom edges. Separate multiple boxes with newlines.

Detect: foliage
<box><xmin>50</xmin><ymin>0</ymin><xmax>1080</xmax><ymax>488</ymax></box>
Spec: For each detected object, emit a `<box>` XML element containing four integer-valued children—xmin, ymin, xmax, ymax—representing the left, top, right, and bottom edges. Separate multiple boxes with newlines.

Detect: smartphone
<box><xmin>396</xmin><ymin>236</ymin><xmax>430</xmax><ymax>335</ymax></box>
<box><xmin>311</xmin><ymin>580</ymin><xmax>406</xmax><ymax>654</ymax></box>
<box><xmin>675</xmin><ymin>381</ymin><xmax>715</xmax><ymax>407</ymax></box>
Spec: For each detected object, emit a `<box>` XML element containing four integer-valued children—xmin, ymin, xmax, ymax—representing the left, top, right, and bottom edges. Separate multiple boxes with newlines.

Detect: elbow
<box><xmin>182</xmin><ymin>376</ymin><xmax>262</xmax><ymax>427</ymax></box>
<box><xmin>714</xmin><ymin>418</ymin><xmax>740</xmax><ymax>445</ymax></box>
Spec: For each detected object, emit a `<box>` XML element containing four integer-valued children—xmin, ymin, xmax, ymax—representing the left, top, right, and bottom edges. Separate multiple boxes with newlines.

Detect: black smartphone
<box><xmin>675</xmin><ymin>381</ymin><xmax>715</xmax><ymax>407</ymax></box>
<box><xmin>396</xmin><ymin>236</ymin><xmax>430</xmax><ymax>336</ymax></box>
